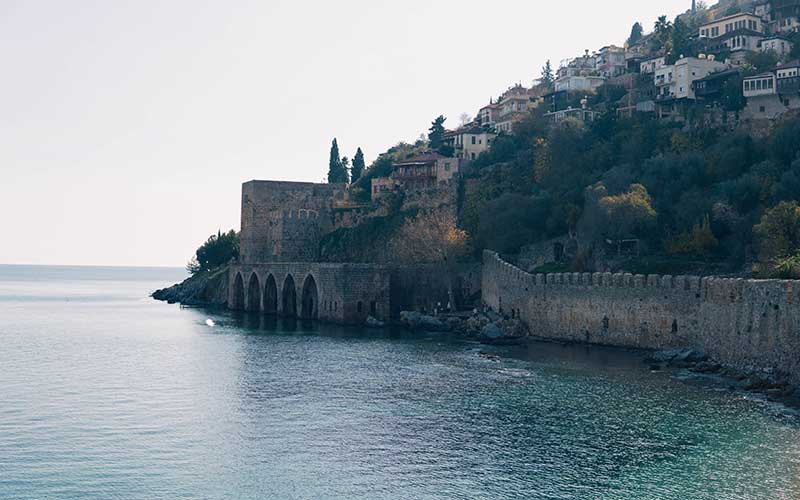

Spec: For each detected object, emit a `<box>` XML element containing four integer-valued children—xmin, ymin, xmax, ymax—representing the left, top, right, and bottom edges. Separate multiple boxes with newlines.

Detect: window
<box><xmin>471</xmin><ymin>136</ymin><xmax>476</xmax><ymax>145</ymax></box>
<box><xmin>357</xmin><ymin>301</ymin><xmax>363</xmax><ymax>313</ymax></box>
<box><xmin>760</xmin><ymin>106</ymin><xmax>766</xmax><ymax>113</ymax></box>
<box><xmin>370</xmin><ymin>301</ymin><xmax>377</xmax><ymax>315</ymax></box>
<box><xmin>471</xmin><ymin>153</ymin><xmax>476</xmax><ymax>160</ymax></box>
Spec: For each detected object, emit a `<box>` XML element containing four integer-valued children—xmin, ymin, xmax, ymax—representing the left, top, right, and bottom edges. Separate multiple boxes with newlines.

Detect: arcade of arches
<box><xmin>228</xmin><ymin>264</ymin><xmax>391</xmax><ymax>324</ymax></box>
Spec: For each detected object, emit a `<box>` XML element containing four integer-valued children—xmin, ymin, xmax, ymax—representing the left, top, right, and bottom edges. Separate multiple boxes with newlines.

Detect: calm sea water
<box><xmin>1</xmin><ymin>265</ymin><xmax>799</xmax><ymax>500</ymax></box>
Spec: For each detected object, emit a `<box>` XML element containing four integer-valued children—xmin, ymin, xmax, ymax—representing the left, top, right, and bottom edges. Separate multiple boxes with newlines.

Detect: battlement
<box><xmin>483</xmin><ymin>250</ymin><xmax>798</xmax><ymax>305</ymax></box>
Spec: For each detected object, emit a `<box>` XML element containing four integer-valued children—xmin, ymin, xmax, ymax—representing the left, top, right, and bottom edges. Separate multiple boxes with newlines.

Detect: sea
<box><xmin>0</xmin><ymin>264</ymin><xmax>798</xmax><ymax>500</ymax></box>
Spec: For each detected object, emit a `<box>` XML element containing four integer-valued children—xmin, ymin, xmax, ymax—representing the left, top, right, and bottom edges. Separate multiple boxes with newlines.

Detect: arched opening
<box><xmin>301</xmin><ymin>274</ymin><xmax>319</xmax><ymax>320</ymax></box>
<box><xmin>246</xmin><ymin>273</ymin><xmax>261</xmax><ymax>312</ymax></box>
<box><xmin>263</xmin><ymin>274</ymin><xmax>278</xmax><ymax>314</ymax></box>
<box><xmin>282</xmin><ymin>274</ymin><xmax>297</xmax><ymax>317</ymax></box>
<box><xmin>232</xmin><ymin>272</ymin><xmax>245</xmax><ymax>311</ymax></box>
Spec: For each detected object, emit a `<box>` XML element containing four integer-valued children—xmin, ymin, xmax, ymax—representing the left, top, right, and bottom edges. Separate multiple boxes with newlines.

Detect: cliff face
<box><xmin>152</xmin><ymin>267</ymin><xmax>229</xmax><ymax>307</ymax></box>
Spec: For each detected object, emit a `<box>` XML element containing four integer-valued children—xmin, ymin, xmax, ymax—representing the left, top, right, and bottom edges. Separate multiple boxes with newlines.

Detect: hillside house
<box><xmin>640</xmin><ymin>55</ymin><xmax>667</xmax><ymax>74</ymax></box>
<box><xmin>700</xmin><ymin>29</ymin><xmax>765</xmax><ymax>65</ymax></box>
<box><xmin>370</xmin><ymin>152</ymin><xmax>461</xmax><ymax>199</ymax></box>
<box><xmin>655</xmin><ymin>56</ymin><xmax>729</xmax><ymax>118</ymax></box>
<box><xmin>693</xmin><ymin>68</ymin><xmax>742</xmax><ymax>103</ymax></box>
<box><xmin>759</xmin><ymin>35</ymin><xmax>794</xmax><ymax>55</ymax></box>
<box><xmin>493</xmin><ymin>85</ymin><xmax>539</xmax><ymax>133</ymax></box>
<box><xmin>555</xmin><ymin>51</ymin><xmax>606</xmax><ymax>94</ymax></box>
<box><xmin>699</xmin><ymin>12</ymin><xmax>764</xmax><ymax>38</ymax></box>
<box><xmin>443</xmin><ymin>126</ymin><xmax>496</xmax><ymax>161</ymax></box>
<box><xmin>597</xmin><ymin>45</ymin><xmax>627</xmax><ymax>78</ymax></box>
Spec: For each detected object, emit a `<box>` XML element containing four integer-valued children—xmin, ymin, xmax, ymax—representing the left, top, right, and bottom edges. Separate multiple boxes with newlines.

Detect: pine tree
<box><xmin>428</xmin><ymin>115</ymin><xmax>447</xmax><ymax>151</ymax></box>
<box><xmin>327</xmin><ymin>138</ymin><xmax>346</xmax><ymax>183</ymax></box>
<box><xmin>351</xmin><ymin>148</ymin><xmax>365</xmax><ymax>183</ymax></box>
<box><xmin>541</xmin><ymin>60</ymin><xmax>554</xmax><ymax>85</ymax></box>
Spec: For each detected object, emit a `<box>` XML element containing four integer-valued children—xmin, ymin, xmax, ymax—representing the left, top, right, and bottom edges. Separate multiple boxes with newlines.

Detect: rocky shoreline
<box><xmin>151</xmin><ymin>267</ymin><xmax>229</xmax><ymax>307</ymax></box>
<box><xmin>398</xmin><ymin>309</ymin><xmax>800</xmax><ymax>409</ymax></box>
<box><xmin>644</xmin><ymin>347</ymin><xmax>800</xmax><ymax>409</ymax></box>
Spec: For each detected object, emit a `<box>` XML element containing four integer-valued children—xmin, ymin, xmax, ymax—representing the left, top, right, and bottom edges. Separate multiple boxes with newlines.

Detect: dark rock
<box><xmin>691</xmin><ymin>361</ymin><xmax>722</xmax><ymax>374</ymax></box>
<box><xmin>366</xmin><ymin>315</ymin><xmax>385</xmax><ymax>328</ymax></box>
<box><xmin>399</xmin><ymin>311</ymin><xmax>450</xmax><ymax>332</ymax></box>
<box><xmin>479</xmin><ymin>319</ymin><xmax>528</xmax><ymax>345</ymax></box>
<box><xmin>152</xmin><ymin>267</ymin><xmax>229</xmax><ymax>307</ymax></box>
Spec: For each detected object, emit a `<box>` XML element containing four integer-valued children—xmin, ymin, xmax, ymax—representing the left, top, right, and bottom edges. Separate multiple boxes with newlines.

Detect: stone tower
<box><xmin>239</xmin><ymin>180</ymin><xmax>346</xmax><ymax>264</ymax></box>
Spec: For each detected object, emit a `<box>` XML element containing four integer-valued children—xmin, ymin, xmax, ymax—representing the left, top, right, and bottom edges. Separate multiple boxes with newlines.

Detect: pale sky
<box><xmin>0</xmin><ymin>0</ymin><xmax>691</xmax><ymax>267</ymax></box>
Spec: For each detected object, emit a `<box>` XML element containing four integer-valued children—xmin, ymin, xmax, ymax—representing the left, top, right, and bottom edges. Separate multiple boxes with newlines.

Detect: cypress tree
<box><xmin>327</xmin><ymin>138</ymin><xmax>346</xmax><ymax>183</ymax></box>
<box><xmin>341</xmin><ymin>156</ymin><xmax>351</xmax><ymax>184</ymax></box>
<box><xmin>351</xmin><ymin>148</ymin><xmax>365</xmax><ymax>182</ymax></box>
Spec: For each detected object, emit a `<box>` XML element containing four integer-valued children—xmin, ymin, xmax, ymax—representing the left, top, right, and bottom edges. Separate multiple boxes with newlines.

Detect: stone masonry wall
<box><xmin>240</xmin><ymin>181</ymin><xmax>346</xmax><ymax>263</ymax></box>
<box><xmin>482</xmin><ymin>251</ymin><xmax>800</xmax><ymax>386</ymax></box>
<box><xmin>229</xmin><ymin>262</ymin><xmax>391</xmax><ymax>325</ymax></box>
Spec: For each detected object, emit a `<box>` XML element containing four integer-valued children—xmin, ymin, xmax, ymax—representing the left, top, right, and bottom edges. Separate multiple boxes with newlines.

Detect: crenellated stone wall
<box><xmin>482</xmin><ymin>251</ymin><xmax>800</xmax><ymax>385</ymax></box>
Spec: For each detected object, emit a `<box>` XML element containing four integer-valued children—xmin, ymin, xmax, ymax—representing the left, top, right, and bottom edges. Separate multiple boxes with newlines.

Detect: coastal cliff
<box><xmin>152</xmin><ymin>267</ymin><xmax>229</xmax><ymax>307</ymax></box>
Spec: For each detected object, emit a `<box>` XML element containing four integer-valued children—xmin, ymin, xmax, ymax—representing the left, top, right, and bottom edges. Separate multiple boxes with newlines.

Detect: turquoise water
<box><xmin>0</xmin><ymin>265</ymin><xmax>798</xmax><ymax>500</ymax></box>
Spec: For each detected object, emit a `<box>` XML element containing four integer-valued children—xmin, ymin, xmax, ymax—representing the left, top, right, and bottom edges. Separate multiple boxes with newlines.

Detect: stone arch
<box><xmin>282</xmin><ymin>274</ymin><xmax>297</xmax><ymax>317</ymax></box>
<box><xmin>231</xmin><ymin>272</ymin><xmax>245</xmax><ymax>311</ymax></box>
<box><xmin>246</xmin><ymin>272</ymin><xmax>261</xmax><ymax>312</ymax></box>
<box><xmin>263</xmin><ymin>273</ymin><xmax>278</xmax><ymax>314</ymax></box>
<box><xmin>301</xmin><ymin>274</ymin><xmax>319</xmax><ymax>320</ymax></box>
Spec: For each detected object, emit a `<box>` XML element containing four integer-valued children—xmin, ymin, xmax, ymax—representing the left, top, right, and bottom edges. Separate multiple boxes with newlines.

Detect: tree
<box><xmin>341</xmin><ymin>156</ymin><xmax>350</xmax><ymax>184</ymax></box>
<box><xmin>541</xmin><ymin>60</ymin><xmax>554</xmax><ymax>85</ymax></box>
<box><xmin>669</xmin><ymin>18</ymin><xmax>692</xmax><ymax>63</ymax></box>
<box><xmin>745</xmin><ymin>51</ymin><xmax>779</xmax><ymax>75</ymax></box>
<box><xmin>653</xmin><ymin>15</ymin><xmax>673</xmax><ymax>50</ymax></box>
<box><xmin>753</xmin><ymin>201</ymin><xmax>800</xmax><ymax>278</ymax></box>
<box><xmin>327</xmin><ymin>138</ymin><xmax>348</xmax><ymax>183</ymax></box>
<box><xmin>459</xmin><ymin>113</ymin><xmax>472</xmax><ymax>126</ymax></box>
<box><xmin>351</xmin><ymin>148</ymin><xmax>365</xmax><ymax>183</ymax></box>
<box><xmin>627</xmin><ymin>22</ymin><xmax>644</xmax><ymax>46</ymax></box>
<box><xmin>391</xmin><ymin>211</ymin><xmax>471</xmax><ymax>309</ymax></box>
<box><xmin>667</xmin><ymin>214</ymin><xmax>719</xmax><ymax>257</ymax></box>
<box><xmin>188</xmin><ymin>230</ymin><xmax>239</xmax><ymax>274</ymax></box>
<box><xmin>590</xmin><ymin>183</ymin><xmax>658</xmax><ymax>240</ymax></box>
<box><xmin>428</xmin><ymin>115</ymin><xmax>447</xmax><ymax>151</ymax></box>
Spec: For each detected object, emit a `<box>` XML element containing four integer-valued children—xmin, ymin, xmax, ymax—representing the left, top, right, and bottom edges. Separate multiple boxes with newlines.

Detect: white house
<box><xmin>640</xmin><ymin>55</ymin><xmax>667</xmax><ymax>74</ymax></box>
<box><xmin>655</xmin><ymin>56</ymin><xmax>729</xmax><ymax>101</ymax></box>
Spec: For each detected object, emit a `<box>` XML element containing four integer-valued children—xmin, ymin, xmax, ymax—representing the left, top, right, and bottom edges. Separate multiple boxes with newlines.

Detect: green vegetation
<box><xmin>327</xmin><ymin>138</ymin><xmax>349</xmax><ymax>183</ymax></box>
<box><xmin>627</xmin><ymin>22</ymin><xmax>643</xmax><ymax>46</ymax></box>
<box><xmin>461</xmin><ymin>108</ymin><xmax>800</xmax><ymax>275</ymax></box>
<box><xmin>351</xmin><ymin>147</ymin><xmax>365</xmax><ymax>183</ymax></box>
<box><xmin>753</xmin><ymin>201</ymin><xmax>800</xmax><ymax>278</ymax></box>
<box><xmin>187</xmin><ymin>230</ymin><xmax>239</xmax><ymax>274</ymax></box>
<box><xmin>540</xmin><ymin>60</ymin><xmax>554</xmax><ymax>85</ymax></box>
<box><xmin>428</xmin><ymin>115</ymin><xmax>453</xmax><ymax>157</ymax></box>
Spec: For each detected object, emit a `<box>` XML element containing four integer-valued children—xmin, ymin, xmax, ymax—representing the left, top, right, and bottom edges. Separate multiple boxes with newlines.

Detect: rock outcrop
<box><xmin>152</xmin><ymin>267</ymin><xmax>229</xmax><ymax>307</ymax></box>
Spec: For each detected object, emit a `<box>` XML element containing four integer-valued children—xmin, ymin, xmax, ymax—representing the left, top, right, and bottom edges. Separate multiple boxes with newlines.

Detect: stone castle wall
<box><xmin>229</xmin><ymin>262</ymin><xmax>391</xmax><ymax>324</ymax></box>
<box><xmin>240</xmin><ymin>181</ymin><xmax>347</xmax><ymax>263</ymax></box>
<box><xmin>482</xmin><ymin>251</ymin><xmax>800</xmax><ymax>385</ymax></box>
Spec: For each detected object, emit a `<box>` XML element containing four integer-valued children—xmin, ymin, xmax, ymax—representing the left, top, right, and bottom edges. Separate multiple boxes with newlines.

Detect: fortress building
<box><xmin>238</xmin><ymin>180</ymin><xmax>346</xmax><ymax>263</ymax></box>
